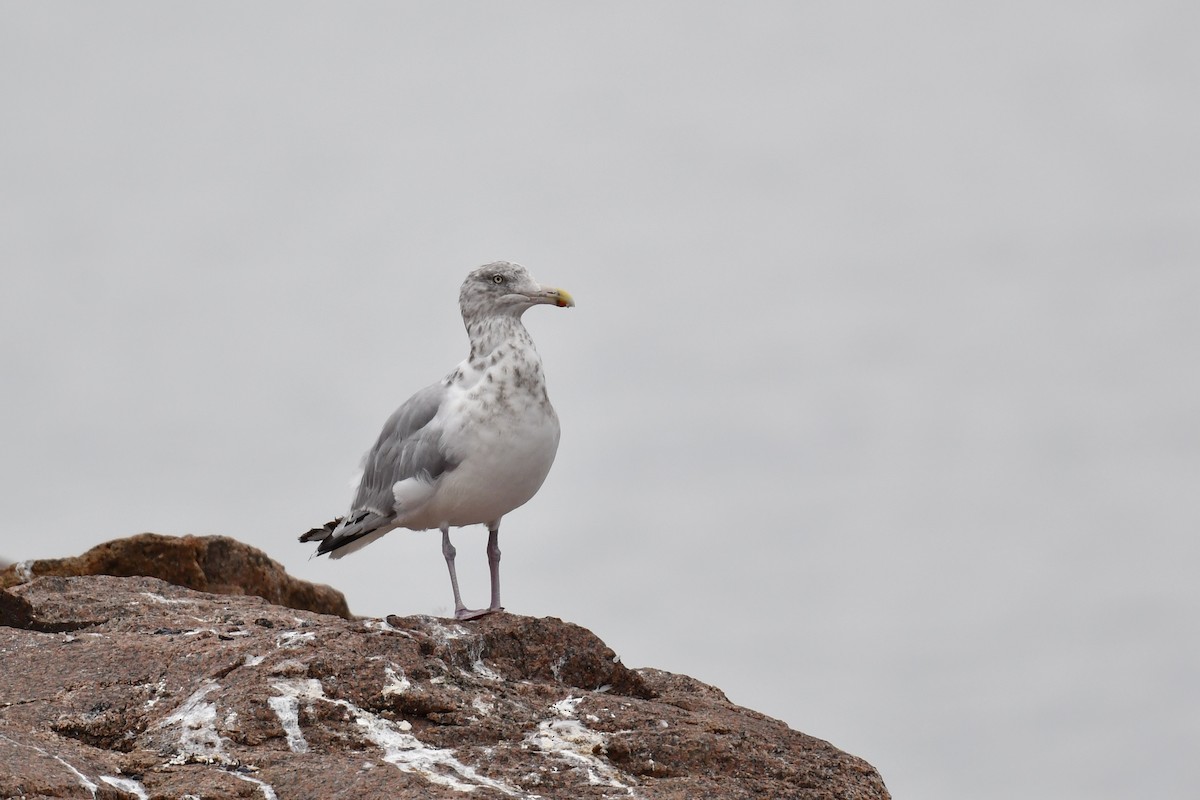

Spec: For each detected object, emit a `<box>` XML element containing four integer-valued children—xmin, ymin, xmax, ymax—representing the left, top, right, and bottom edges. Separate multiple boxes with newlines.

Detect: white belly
<box><xmin>394</xmin><ymin>373</ymin><xmax>561</xmax><ymax>530</ymax></box>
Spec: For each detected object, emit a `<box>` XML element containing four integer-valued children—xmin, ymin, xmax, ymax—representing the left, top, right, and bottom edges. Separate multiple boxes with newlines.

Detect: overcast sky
<box><xmin>3</xmin><ymin>3</ymin><xmax>1198</xmax><ymax>799</ymax></box>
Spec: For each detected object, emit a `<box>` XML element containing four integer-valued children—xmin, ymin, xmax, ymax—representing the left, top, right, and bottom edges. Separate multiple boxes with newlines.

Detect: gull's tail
<box><xmin>299</xmin><ymin>510</ymin><xmax>393</xmax><ymax>559</ymax></box>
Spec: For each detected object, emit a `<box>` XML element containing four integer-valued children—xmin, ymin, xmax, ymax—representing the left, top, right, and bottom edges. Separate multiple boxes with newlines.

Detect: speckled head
<box><xmin>459</xmin><ymin>261</ymin><xmax>575</xmax><ymax>323</ymax></box>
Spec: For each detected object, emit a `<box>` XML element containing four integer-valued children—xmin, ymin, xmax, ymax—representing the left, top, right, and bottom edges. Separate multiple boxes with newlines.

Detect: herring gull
<box><xmin>300</xmin><ymin>261</ymin><xmax>574</xmax><ymax>619</ymax></box>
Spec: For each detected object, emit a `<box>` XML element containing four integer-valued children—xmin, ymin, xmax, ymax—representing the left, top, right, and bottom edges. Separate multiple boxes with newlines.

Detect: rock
<box><xmin>0</xmin><ymin>574</ymin><xmax>890</xmax><ymax>799</ymax></box>
<box><xmin>0</xmin><ymin>533</ymin><xmax>350</xmax><ymax>618</ymax></box>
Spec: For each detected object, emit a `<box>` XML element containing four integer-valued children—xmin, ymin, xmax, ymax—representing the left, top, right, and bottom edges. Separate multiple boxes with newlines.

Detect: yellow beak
<box><xmin>550</xmin><ymin>288</ymin><xmax>575</xmax><ymax>308</ymax></box>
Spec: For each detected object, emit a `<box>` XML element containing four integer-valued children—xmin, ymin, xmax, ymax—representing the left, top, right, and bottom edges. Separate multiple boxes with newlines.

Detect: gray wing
<box><xmin>302</xmin><ymin>381</ymin><xmax>454</xmax><ymax>556</ymax></box>
<box><xmin>353</xmin><ymin>382</ymin><xmax>454</xmax><ymax>514</ymax></box>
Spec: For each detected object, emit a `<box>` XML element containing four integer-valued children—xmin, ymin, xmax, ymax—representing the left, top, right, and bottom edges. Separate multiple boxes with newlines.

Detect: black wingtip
<box><xmin>313</xmin><ymin>528</ymin><xmax>374</xmax><ymax>557</ymax></box>
<box><xmin>299</xmin><ymin>518</ymin><xmax>342</xmax><ymax>544</ymax></box>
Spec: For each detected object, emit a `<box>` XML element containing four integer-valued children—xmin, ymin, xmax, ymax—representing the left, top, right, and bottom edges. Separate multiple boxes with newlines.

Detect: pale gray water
<box><xmin>3</xmin><ymin>4</ymin><xmax>1197</xmax><ymax>798</ymax></box>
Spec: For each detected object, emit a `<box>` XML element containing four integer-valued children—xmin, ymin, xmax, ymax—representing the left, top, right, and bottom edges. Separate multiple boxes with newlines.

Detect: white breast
<box><xmin>393</xmin><ymin>348</ymin><xmax>561</xmax><ymax>530</ymax></box>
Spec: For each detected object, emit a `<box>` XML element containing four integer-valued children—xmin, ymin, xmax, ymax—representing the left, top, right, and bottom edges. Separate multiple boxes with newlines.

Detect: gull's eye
<box><xmin>492</xmin><ymin>274</ymin><xmax>505</xmax><ymax>284</ymax></box>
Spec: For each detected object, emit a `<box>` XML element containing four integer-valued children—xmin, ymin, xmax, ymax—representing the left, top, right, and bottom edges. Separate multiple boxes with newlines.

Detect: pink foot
<box><xmin>455</xmin><ymin>606</ymin><xmax>504</xmax><ymax>621</ymax></box>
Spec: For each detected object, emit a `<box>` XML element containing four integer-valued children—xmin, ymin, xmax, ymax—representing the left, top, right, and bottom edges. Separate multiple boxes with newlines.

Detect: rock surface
<box><xmin>0</xmin><ymin>533</ymin><xmax>349</xmax><ymax>618</ymax></box>
<box><xmin>0</xmin><ymin>574</ymin><xmax>889</xmax><ymax>799</ymax></box>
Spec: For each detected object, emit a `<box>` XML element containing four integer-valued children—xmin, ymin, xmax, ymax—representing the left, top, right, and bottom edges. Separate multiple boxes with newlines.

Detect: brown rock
<box><xmin>0</xmin><ymin>574</ymin><xmax>889</xmax><ymax>799</ymax></box>
<box><xmin>0</xmin><ymin>533</ymin><xmax>350</xmax><ymax>618</ymax></box>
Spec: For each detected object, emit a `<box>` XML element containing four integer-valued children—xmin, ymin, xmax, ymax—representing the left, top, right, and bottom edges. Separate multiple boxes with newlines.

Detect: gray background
<box><xmin>3</xmin><ymin>3</ymin><xmax>1197</xmax><ymax>798</ymax></box>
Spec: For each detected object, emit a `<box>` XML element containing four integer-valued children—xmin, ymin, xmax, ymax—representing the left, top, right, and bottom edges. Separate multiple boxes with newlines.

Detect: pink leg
<box><xmin>485</xmin><ymin>525</ymin><xmax>503</xmax><ymax>614</ymax></box>
<box><xmin>441</xmin><ymin>526</ymin><xmax>469</xmax><ymax>618</ymax></box>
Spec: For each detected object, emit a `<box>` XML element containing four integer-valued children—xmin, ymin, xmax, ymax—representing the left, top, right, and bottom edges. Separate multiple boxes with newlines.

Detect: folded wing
<box><xmin>300</xmin><ymin>382</ymin><xmax>455</xmax><ymax>557</ymax></box>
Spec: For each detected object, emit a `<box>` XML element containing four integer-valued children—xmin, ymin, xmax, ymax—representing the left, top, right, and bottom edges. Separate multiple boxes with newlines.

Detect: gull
<box><xmin>300</xmin><ymin>262</ymin><xmax>574</xmax><ymax>619</ymax></box>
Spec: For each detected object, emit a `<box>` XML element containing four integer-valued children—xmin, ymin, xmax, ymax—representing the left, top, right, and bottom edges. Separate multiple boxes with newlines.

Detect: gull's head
<box><xmin>460</xmin><ymin>261</ymin><xmax>575</xmax><ymax>320</ymax></box>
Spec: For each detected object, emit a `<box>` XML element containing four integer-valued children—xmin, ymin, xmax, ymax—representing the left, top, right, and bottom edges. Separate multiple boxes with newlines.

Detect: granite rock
<box><xmin>0</xmin><ymin>533</ymin><xmax>349</xmax><ymax>618</ymax></box>
<box><xmin>0</xmin><ymin>573</ymin><xmax>889</xmax><ymax>799</ymax></box>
